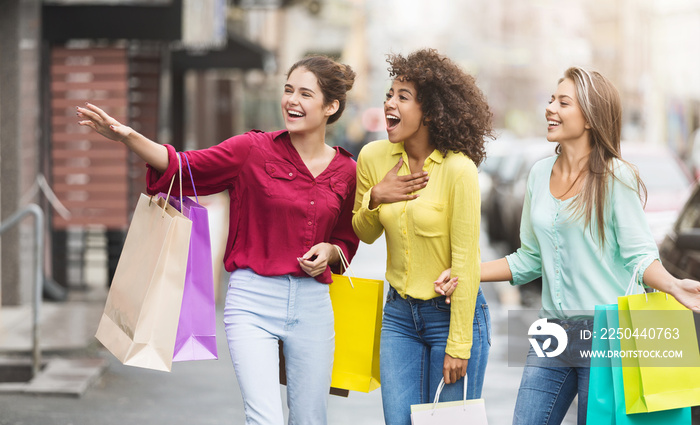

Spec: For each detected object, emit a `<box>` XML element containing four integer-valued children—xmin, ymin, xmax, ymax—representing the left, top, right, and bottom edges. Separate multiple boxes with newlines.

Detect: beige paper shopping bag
<box><xmin>95</xmin><ymin>193</ymin><xmax>192</xmax><ymax>372</ymax></box>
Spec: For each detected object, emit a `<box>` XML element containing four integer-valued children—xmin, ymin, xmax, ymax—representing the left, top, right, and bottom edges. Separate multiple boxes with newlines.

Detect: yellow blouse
<box><xmin>352</xmin><ymin>139</ymin><xmax>481</xmax><ymax>359</ymax></box>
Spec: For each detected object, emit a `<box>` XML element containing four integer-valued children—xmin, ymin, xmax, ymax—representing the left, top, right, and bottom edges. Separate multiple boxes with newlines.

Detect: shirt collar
<box><xmin>334</xmin><ymin>146</ymin><xmax>355</xmax><ymax>158</ymax></box>
<box><xmin>390</xmin><ymin>141</ymin><xmax>444</xmax><ymax>164</ymax></box>
<box><xmin>272</xmin><ymin>129</ymin><xmax>289</xmax><ymax>141</ymax></box>
<box><xmin>273</xmin><ymin>129</ymin><xmax>354</xmax><ymax>158</ymax></box>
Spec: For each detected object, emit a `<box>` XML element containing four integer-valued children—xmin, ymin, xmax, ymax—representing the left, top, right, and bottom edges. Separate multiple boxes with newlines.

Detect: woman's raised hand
<box><xmin>369</xmin><ymin>157</ymin><xmax>429</xmax><ymax>209</ymax></box>
<box><xmin>77</xmin><ymin>103</ymin><xmax>133</xmax><ymax>143</ymax></box>
<box><xmin>76</xmin><ymin>102</ymin><xmax>169</xmax><ymax>172</ymax></box>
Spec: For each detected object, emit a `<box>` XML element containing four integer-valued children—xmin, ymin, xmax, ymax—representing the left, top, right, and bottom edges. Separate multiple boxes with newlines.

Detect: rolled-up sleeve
<box><xmin>611</xmin><ymin>165</ymin><xmax>659</xmax><ymax>285</ymax></box>
<box><xmin>146</xmin><ymin>133</ymin><xmax>254</xmax><ymax>197</ymax></box>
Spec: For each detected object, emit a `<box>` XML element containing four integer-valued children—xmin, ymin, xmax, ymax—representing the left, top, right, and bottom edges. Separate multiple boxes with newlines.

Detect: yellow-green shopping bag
<box><xmin>586</xmin><ymin>304</ymin><xmax>691</xmax><ymax>424</ymax></box>
<box><xmin>618</xmin><ymin>261</ymin><xmax>700</xmax><ymax>414</ymax></box>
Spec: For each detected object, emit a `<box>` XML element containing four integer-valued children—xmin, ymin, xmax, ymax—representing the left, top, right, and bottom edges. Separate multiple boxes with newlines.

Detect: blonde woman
<box><xmin>438</xmin><ymin>67</ymin><xmax>700</xmax><ymax>425</ymax></box>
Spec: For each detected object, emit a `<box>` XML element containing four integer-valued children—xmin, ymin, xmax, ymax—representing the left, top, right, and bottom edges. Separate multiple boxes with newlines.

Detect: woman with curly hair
<box><xmin>352</xmin><ymin>48</ymin><xmax>494</xmax><ymax>424</ymax></box>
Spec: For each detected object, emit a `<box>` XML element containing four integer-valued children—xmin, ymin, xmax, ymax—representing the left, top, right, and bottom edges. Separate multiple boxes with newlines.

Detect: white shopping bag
<box><xmin>410</xmin><ymin>377</ymin><xmax>488</xmax><ymax>425</ymax></box>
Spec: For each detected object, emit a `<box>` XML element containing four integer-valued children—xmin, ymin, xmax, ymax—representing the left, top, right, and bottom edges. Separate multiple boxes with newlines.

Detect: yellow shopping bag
<box><xmin>329</xmin><ymin>272</ymin><xmax>383</xmax><ymax>393</ymax></box>
<box><xmin>278</xmin><ymin>248</ymin><xmax>383</xmax><ymax>395</ymax></box>
<box><xmin>328</xmin><ymin>246</ymin><xmax>383</xmax><ymax>392</ymax></box>
<box><xmin>618</xmin><ymin>261</ymin><xmax>700</xmax><ymax>414</ymax></box>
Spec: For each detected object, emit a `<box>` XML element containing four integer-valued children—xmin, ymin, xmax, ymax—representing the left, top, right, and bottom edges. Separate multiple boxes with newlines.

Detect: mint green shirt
<box><xmin>505</xmin><ymin>155</ymin><xmax>658</xmax><ymax>319</ymax></box>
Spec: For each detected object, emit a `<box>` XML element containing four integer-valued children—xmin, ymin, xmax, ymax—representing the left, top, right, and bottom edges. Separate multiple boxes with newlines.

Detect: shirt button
<box><xmin>403</xmin><ymin>230</ymin><xmax>406</xmax><ymax>234</ymax></box>
<box><xmin>556</xmin><ymin>269</ymin><xmax>559</xmax><ymax>274</ymax></box>
<box><xmin>270</xmin><ymin>167</ymin><xmax>276</xmax><ymax>172</ymax></box>
<box><xmin>307</xmin><ymin>221</ymin><xmax>312</xmax><ymax>226</ymax></box>
<box><xmin>289</xmin><ymin>172</ymin><xmax>293</xmax><ymax>177</ymax></box>
<box><xmin>310</xmin><ymin>201</ymin><xmax>315</xmax><ymax>205</ymax></box>
<box><xmin>311</xmin><ymin>181</ymin><xmax>316</xmax><ymax>186</ymax></box>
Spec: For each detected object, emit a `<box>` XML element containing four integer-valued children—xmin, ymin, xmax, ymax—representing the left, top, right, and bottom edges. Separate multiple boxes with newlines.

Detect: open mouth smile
<box><xmin>386</xmin><ymin>114</ymin><xmax>401</xmax><ymax>130</ymax></box>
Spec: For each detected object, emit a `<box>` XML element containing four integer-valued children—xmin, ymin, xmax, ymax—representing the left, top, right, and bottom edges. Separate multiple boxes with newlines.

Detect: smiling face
<box><xmin>384</xmin><ymin>78</ymin><xmax>430</xmax><ymax>145</ymax></box>
<box><xmin>545</xmin><ymin>77</ymin><xmax>590</xmax><ymax>145</ymax></box>
<box><xmin>281</xmin><ymin>67</ymin><xmax>338</xmax><ymax>135</ymax></box>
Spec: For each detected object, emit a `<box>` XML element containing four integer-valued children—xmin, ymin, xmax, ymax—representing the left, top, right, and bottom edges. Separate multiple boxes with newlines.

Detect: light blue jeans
<box><xmin>512</xmin><ymin>319</ymin><xmax>593</xmax><ymax>425</ymax></box>
<box><xmin>379</xmin><ymin>286</ymin><xmax>491</xmax><ymax>425</ymax></box>
<box><xmin>223</xmin><ymin>269</ymin><xmax>334</xmax><ymax>425</ymax></box>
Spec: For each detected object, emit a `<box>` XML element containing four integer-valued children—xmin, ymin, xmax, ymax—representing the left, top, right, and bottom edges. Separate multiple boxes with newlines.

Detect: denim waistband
<box><xmin>387</xmin><ymin>285</ymin><xmax>483</xmax><ymax>304</ymax></box>
<box><xmin>548</xmin><ymin>318</ymin><xmax>594</xmax><ymax>331</ymax></box>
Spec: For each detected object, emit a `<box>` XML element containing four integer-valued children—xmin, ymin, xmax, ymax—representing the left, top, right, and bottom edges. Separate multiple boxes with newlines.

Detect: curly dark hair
<box><xmin>387</xmin><ymin>49</ymin><xmax>494</xmax><ymax>165</ymax></box>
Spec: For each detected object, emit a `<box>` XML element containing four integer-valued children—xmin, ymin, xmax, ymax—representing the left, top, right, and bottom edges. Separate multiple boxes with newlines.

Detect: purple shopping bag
<box><xmin>156</xmin><ymin>152</ymin><xmax>218</xmax><ymax>362</ymax></box>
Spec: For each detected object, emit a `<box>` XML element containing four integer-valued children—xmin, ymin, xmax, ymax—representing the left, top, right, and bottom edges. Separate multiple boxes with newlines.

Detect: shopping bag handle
<box><xmin>176</xmin><ymin>152</ymin><xmax>184</xmax><ymax>209</ymax></box>
<box><xmin>624</xmin><ymin>255</ymin><xmax>667</xmax><ymax>302</ymax></box>
<box><xmin>334</xmin><ymin>245</ymin><xmax>355</xmax><ymax>288</ymax></box>
<box><xmin>180</xmin><ymin>152</ymin><xmax>199</xmax><ymax>203</ymax></box>
<box><xmin>154</xmin><ymin>153</ymin><xmax>185</xmax><ymax>217</ymax></box>
<box><xmin>430</xmin><ymin>375</ymin><xmax>469</xmax><ymax>414</ymax></box>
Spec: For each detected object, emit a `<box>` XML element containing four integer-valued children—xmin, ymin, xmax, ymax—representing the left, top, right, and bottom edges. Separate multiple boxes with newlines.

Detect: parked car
<box><xmin>659</xmin><ymin>181</ymin><xmax>700</xmax><ymax>280</ymax></box>
<box><xmin>483</xmin><ymin>139</ymin><xmax>555</xmax><ymax>250</ymax></box>
<box><xmin>498</xmin><ymin>142</ymin><xmax>557</xmax><ymax>252</ymax></box>
<box><xmin>479</xmin><ymin>133</ymin><xmax>517</xmax><ymax>218</ymax></box>
<box><xmin>622</xmin><ymin>143</ymin><xmax>694</xmax><ymax>246</ymax></box>
<box><xmin>486</xmin><ymin>141</ymin><xmax>692</xmax><ymax>252</ymax></box>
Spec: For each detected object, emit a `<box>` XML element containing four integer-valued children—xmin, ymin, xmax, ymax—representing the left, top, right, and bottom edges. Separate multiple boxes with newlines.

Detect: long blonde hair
<box><xmin>557</xmin><ymin>67</ymin><xmax>646</xmax><ymax>245</ymax></box>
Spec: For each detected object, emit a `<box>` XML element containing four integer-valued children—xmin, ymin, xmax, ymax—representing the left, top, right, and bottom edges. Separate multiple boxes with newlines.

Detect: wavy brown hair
<box><xmin>386</xmin><ymin>49</ymin><xmax>494</xmax><ymax>165</ymax></box>
<box><xmin>287</xmin><ymin>56</ymin><xmax>356</xmax><ymax>125</ymax></box>
<box><xmin>557</xmin><ymin>67</ymin><xmax>646</xmax><ymax>245</ymax></box>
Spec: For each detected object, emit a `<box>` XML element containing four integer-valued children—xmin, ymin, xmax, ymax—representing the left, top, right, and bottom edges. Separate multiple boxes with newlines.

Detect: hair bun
<box><xmin>340</xmin><ymin>64</ymin><xmax>357</xmax><ymax>92</ymax></box>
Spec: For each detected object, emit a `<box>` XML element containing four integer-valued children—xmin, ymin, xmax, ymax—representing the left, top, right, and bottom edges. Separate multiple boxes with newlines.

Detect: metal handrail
<box><xmin>0</xmin><ymin>204</ymin><xmax>44</xmax><ymax>378</ymax></box>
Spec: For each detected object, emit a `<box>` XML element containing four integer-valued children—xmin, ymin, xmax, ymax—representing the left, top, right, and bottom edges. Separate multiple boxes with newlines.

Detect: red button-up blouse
<box><xmin>146</xmin><ymin>129</ymin><xmax>359</xmax><ymax>284</ymax></box>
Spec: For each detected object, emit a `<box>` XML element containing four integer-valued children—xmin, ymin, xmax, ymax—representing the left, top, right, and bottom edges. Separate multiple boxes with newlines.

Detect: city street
<box><xmin>0</xmin><ymin>230</ymin><xmax>575</xmax><ymax>425</ymax></box>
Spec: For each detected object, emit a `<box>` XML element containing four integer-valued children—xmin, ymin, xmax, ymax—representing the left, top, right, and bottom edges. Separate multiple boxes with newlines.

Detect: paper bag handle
<box><xmin>624</xmin><ymin>255</ymin><xmax>666</xmax><ymax>302</ymax></box>
<box><xmin>430</xmin><ymin>375</ymin><xmax>469</xmax><ymax>414</ymax></box>
<box><xmin>157</xmin><ymin>152</ymin><xmax>200</xmax><ymax>216</ymax></box>
<box><xmin>181</xmin><ymin>152</ymin><xmax>199</xmax><ymax>203</ymax></box>
<box><xmin>153</xmin><ymin>152</ymin><xmax>185</xmax><ymax>217</ymax></box>
<box><xmin>334</xmin><ymin>245</ymin><xmax>354</xmax><ymax>289</ymax></box>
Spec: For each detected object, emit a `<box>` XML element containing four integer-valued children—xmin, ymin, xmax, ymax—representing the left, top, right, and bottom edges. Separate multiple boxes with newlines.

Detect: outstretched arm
<box><xmin>77</xmin><ymin>103</ymin><xmax>168</xmax><ymax>172</ymax></box>
<box><xmin>435</xmin><ymin>258</ymin><xmax>514</xmax><ymax>301</ymax></box>
<box><xmin>644</xmin><ymin>260</ymin><xmax>700</xmax><ymax>312</ymax></box>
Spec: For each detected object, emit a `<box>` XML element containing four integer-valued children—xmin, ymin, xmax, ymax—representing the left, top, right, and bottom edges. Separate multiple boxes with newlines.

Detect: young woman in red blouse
<box><xmin>77</xmin><ymin>56</ymin><xmax>359</xmax><ymax>425</ymax></box>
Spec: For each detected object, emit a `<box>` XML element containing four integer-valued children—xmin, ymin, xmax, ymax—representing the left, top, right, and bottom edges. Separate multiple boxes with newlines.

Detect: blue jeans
<box><xmin>223</xmin><ymin>269</ymin><xmax>334</xmax><ymax>425</ymax></box>
<box><xmin>512</xmin><ymin>319</ymin><xmax>593</xmax><ymax>425</ymax></box>
<box><xmin>380</xmin><ymin>286</ymin><xmax>491</xmax><ymax>425</ymax></box>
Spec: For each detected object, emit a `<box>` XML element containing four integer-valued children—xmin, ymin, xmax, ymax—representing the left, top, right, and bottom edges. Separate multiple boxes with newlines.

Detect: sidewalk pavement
<box><xmin>0</xmin><ymin>232</ymin><xmax>576</xmax><ymax>424</ymax></box>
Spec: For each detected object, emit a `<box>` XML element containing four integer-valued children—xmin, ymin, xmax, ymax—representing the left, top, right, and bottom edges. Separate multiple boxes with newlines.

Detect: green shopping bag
<box><xmin>617</xmin><ymin>262</ymin><xmax>700</xmax><ymax>414</ymax></box>
<box><xmin>586</xmin><ymin>304</ymin><xmax>690</xmax><ymax>424</ymax></box>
